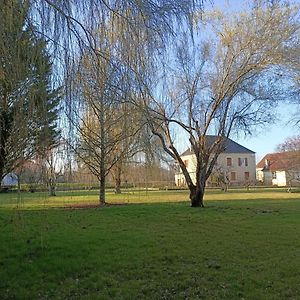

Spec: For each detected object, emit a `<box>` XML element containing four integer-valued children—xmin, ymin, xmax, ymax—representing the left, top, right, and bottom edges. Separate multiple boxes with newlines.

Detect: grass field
<box><xmin>1</xmin><ymin>186</ymin><xmax>300</xmax><ymax>208</ymax></box>
<box><xmin>0</xmin><ymin>188</ymin><xmax>300</xmax><ymax>299</ymax></box>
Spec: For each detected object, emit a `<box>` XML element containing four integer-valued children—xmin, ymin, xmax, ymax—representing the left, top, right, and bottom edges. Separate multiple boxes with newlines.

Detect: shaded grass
<box><xmin>0</xmin><ymin>197</ymin><xmax>300</xmax><ymax>299</ymax></box>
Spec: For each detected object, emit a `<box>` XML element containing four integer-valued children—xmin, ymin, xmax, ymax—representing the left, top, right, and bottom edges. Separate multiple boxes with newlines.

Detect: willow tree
<box><xmin>143</xmin><ymin>1</ymin><xmax>300</xmax><ymax>207</ymax></box>
<box><xmin>28</xmin><ymin>0</ymin><xmax>204</xmax><ymax>104</ymax></box>
<box><xmin>16</xmin><ymin>0</ymin><xmax>205</xmax><ymax>199</ymax></box>
<box><xmin>0</xmin><ymin>0</ymin><xmax>60</xmax><ymax>186</ymax></box>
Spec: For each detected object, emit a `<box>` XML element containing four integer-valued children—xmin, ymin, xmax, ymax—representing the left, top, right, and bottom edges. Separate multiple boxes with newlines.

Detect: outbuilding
<box><xmin>256</xmin><ymin>151</ymin><xmax>300</xmax><ymax>187</ymax></box>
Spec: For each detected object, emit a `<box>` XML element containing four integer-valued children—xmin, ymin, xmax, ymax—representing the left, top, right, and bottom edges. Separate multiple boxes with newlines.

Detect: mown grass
<box><xmin>0</xmin><ymin>187</ymin><xmax>300</xmax><ymax>209</ymax></box>
<box><xmin>0</xmin><ymin>189</ymin><xmax>300</xmax><ymax>299</ymax></box>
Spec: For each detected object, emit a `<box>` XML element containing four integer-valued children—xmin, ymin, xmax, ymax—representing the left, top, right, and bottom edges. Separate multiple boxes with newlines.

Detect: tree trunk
<box><xmin>0</xmin><ymin>106</ymin><xmax>11</xmax><ymax>190</ymax></box>
<box><xmin>189</xmin><ymin>185</ymin><xmax>205</xmax><ymax>207</ymax></box>
<box><xmin>99</xmin><ymin>174</ymin><xmax>106</xmax><ymax>205</ymax></box>
<box><xmin>114</xmin><ymin>164</ymin><xmax>122</xmax><ymax>194</ymax></box>
<box><xmin>99</xmin><ymin>100</ymin><xmax>106</xmax><ymax>205</ymax></box>
<box><xmin>48</xmin><ymin>179</ymin><xmax>56</xmax><ymax>196</ymax></box>
<box><xmin>0</xmin><ymin>128</ymin><xmax>7</xmax><ymax>190</ymax></box>
<box><xmin>0</xmin><ymin>158</ymin><xmax>7</xmax><ymax>191</ymax></box>
<box><xmin>0</xmin><ymin>170</ymin><xmax>3</xmax><ymax>190</ymax></box>
<box><xmin>49</xmin><ymin>186</ymin><xmax>56</xmax><ymax>196</ymax></box>
<box><xmin>17</xmin><ymin>175</ymin><xmax>21</xmax><ymax>194</ymax></box>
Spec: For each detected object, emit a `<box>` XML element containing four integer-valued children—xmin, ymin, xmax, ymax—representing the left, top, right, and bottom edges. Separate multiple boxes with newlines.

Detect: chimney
<box><xmin>265</xmin><ymin>159</ymin><xmax>269</xmax><ymax>169</ymax></box>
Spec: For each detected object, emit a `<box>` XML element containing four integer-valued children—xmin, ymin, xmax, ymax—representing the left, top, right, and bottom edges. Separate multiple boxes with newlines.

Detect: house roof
<box><xmin>180</xmin><ymin>135</ymin><xmax>255</xmax><ymax>156</ymax></box>
<box><xmin>256</xmin><ymin>151</ymin><xmax>300</xmax><ymax>171</ymax></box>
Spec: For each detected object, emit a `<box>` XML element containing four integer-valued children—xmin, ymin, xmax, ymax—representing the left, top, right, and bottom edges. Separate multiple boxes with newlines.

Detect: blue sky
<box><xmin>207</xmin><ymin>0</ymin><xmax>300</xmax><ymax>162</ymax></box>
<box><xmin>235</xmin><ymin>103</ymin><xmax>299</xmax><ymax>162</ymax></box>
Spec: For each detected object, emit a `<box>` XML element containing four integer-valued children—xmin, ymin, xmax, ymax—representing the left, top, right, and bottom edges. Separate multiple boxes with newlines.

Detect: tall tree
<box><xmin>142</xmin><ymin>1</ymin><xmax>299</xmax><ymax>206</ymax></box>
<box><xmin>73</xmin><ymin>41</ymin><xmax>142</xmax><ymax>204</ymax></box>
<box><xmin>0</xmin><ymin>0</ymin><xmax>60</xmax><ymax>185</ymax></box>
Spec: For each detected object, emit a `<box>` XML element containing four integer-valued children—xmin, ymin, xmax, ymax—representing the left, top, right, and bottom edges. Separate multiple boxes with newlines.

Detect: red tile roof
<box><xmin>256</xmin><ymin>151</ymin><xmax>300</xmax><ymax>171</ymax></box>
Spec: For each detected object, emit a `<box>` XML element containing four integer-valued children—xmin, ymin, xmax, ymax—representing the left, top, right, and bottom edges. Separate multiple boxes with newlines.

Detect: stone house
<box><xmin>175</xmin><ymin>136</ymin><xmax>256</xmax><ymax>187</ymax></box>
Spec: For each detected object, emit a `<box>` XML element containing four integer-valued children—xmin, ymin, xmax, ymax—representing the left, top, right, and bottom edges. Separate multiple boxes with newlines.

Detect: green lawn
<box><xmin>0</xmin><ymin>189</ymin><xmax>300</xmax><ymax>299</ymax></box>
<box><xmin>1</xmin><ymin>187</ymin><xmax>300</xmax><ymax>209</ymax></box>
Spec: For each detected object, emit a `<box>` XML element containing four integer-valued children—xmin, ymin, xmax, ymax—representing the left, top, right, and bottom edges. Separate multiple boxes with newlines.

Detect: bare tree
<box><xmin>278</xmin><ymin>33</ymin><xmax>300</xmax><ymax>126</ymax></box>
<box><xmin>142</xmin><ymin>1</ymin><xmax>299</xmax><ymax>206</ymax></box>
<box><xmin>71</xmin><ymin>35</ymin><xmax>143</xmax><ymax>204</ymax></box>
<box><xmin>108</xmin><ymin>109</ymin><xmax>143</xmax><ymax>194</ymax></box>
<box><xmin>38</xmin><ymin>142</ymin><xmax>66</xmax><ymax>196</ymax></box>
<box><xmin>276</xmin><ymin>135</ymin><xmax>300</xmax><ymax>152</ymax></box>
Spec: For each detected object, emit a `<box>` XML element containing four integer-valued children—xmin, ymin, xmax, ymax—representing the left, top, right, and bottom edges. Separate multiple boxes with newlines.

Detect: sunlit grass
<box><xmin>0</xmin><ymin>187</ymin><xmax>299</xmax><ymax>209</ymax></box>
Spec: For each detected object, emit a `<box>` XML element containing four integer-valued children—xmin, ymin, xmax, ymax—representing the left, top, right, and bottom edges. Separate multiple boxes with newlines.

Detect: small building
<box><xmin>256</xmin><ymin>151</ymin><xmax>300</xmax><ymax>187</ymax></box>
<box><xmin>175</xmin><ymin>136</ymin><xmax>256</xmax><ymax>187</ymax></box>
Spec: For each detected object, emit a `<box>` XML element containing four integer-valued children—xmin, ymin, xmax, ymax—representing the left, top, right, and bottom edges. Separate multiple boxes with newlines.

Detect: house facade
<box><xmin>256</xmin><ymin>151</ymin><xmax>300</xmax><ymax>187</ymax></box>
<box><xmin>175</xmin><ymin>136</ymin><xmax>256</xmax><ymax>187</ymax></box>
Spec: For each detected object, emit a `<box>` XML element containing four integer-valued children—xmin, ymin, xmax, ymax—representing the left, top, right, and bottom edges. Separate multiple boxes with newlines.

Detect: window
<box><xmin>227</xmin><ymin>157</ymin><xmax>232</xmax><ymax>167</ymax></box>
<box><xmin>231</xmin><ymin>172</ymin><xmax>236</xmax><ymax>181</ymax></box>
<box><xmin>244</xmin><ymin>172</ymin><xmax>250</xmax><ymax>181</ymax></box>
<box><xmin>272</xmin><ymin>172</ymin><xmax>277</xmax><ymax>179</ymax></box>
<box><xmin>238</xmin><ymin>157</ymin><xmax>248</xmax><ymax>167</ymax></box>
<box><xmin>184</xmin><ymin>160</ymin><xmax>189</xmax><ymax>168</ymax></box>
<box><xmin>238</xmin><ymin>158</ymin><xmax>242</xmax><ymax>166</ymax></box>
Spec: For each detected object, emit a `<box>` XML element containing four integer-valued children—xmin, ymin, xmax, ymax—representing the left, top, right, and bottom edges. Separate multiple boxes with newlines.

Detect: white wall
<box><xmin>217</xmin><ymin>153</ymin><xmax>256</xmax><ymax>184</ymax></box>
<box><xmin>175</xmin><ymin>154</ymin><xmax>196</xmax><ymax>186</ymax></box>
<box><xmin>175</xmin><ymin>152</ymin><xmax>256</xmax><ymax>186</ymax></box>
<box><xmin>271</xmin><ymin>171</ymin><xmax>286</xmax><ymax>187</ymax></box>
